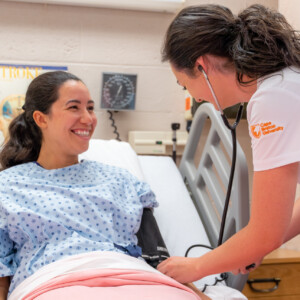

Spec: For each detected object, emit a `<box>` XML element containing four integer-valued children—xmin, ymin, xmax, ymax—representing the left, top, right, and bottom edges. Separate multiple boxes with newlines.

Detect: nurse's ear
<box><xmin>196</xmin><ymin>56</ymin><xmax>208</xmax><ymax>74</ymax></box>
<box><xmin>32</xmin><ymin>110</ymin><xmax>48</xmax><ymax>129</ymax></box>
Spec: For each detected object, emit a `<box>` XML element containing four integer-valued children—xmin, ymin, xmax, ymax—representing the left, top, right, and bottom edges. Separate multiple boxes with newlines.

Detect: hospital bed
<box><xmin>80</xmin><ymin>103</ymin><xmax>250</xmax><ymax>299</ymax></box>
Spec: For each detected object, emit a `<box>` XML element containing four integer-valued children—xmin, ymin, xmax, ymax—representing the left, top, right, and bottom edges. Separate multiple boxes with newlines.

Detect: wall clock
<box><xmin>101</xmin><ymin>72</ymin><xmax>137</xmax><ymax>111</ymax></box>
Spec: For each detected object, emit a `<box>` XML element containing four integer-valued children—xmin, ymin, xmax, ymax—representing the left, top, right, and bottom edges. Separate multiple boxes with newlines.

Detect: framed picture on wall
<box><xmin>0</xmin><ymin>64</ymin><xmax>68</xmax><ymax>145</ymax></box>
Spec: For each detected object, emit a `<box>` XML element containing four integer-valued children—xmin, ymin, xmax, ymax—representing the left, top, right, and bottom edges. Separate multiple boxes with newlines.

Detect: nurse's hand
<box><xmin>157</xmin><ymin>256</ymin><xmax>201</xmax><ymax>283</ymax></box>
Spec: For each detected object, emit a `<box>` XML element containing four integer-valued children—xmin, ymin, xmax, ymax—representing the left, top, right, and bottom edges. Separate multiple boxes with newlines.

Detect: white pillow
<box><xmin>79</xmin><ymin>139</ymin><xmax>145</xmax><ymax>181</ymax></box>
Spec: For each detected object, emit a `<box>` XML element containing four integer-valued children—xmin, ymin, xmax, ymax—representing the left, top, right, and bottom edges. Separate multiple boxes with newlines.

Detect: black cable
<box><xmin>202</xmin><ymin>272</ymin><xmax>229</xmax><ymax>293</ymax></box>
<box><xmin>107</xmin><ymin>110</ymin><xmax>121</xmax><ymax>141</ymax></box>
<box><xmin>185</xmin><ymin>244</ymin><xmax>228</xmax><ymax>292</ymax></box>
<box><xmin>218</xmin><ymin>127</ymin><xmax>237</xmax><ymax>245</ymax></box>
<box><xmin>217</xmin><ymin>104</ymin><xmax>243</xmax><ymax>245</ymax></box>
<box><xmin>185</xmin><ymin>244</ymin><xmax>213</xmax><ymax>256</ymax></box>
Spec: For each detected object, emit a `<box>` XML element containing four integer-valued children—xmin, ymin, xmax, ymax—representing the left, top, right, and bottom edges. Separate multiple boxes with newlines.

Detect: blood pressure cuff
<box><xmin>137</xmin><ymin>207</ymin><xmax>170</xmax><ymax>269</ymax></box>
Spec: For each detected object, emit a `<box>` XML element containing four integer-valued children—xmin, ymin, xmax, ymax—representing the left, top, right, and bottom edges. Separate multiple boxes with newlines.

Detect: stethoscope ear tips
<box><xmin>198</xmin><ymin>65</ymin><xmax>203</xmax><ymax>72</ymax></box>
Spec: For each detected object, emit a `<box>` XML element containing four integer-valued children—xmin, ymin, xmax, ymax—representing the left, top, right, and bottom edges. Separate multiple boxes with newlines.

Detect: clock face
<box><xmin>101</xmin><ymin>73</ymin><xmax>137</xmax><ymax>110</ymax></box>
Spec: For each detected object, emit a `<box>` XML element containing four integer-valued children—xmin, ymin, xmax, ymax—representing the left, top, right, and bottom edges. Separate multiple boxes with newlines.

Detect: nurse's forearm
<box><xmin>195</xmin><ymin>224</ymin><xmax>281</xmax><ymax>278</ymax></box>
<box><xmin>195</xmin><ymin>165</ymin><xmax>297</xmax><ymax>278</ymax></box>
<box><xmin>284</xmin><ymin>197</ymin><xmax>300</xmax><ymax>243</ymax></box>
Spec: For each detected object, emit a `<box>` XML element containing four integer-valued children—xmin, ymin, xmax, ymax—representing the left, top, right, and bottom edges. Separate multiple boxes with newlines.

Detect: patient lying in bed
<box><xmin>0</xmin><ymin>154</ymin><xmax>211</xmax><ymax>300</ymax></box>
<box><xmin>0</xmin><ymin>70</ymin><xmax>206</xmax><ymax>300</ymax></box>
<box><xmin>0</xmin><ymin>159</ymin><xmax>204</xmax><ymax>300</ymax></box>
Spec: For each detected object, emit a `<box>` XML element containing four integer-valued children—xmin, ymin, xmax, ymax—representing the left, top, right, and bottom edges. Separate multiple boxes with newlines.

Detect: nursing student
<box><xmin>0</xmin><ymin>71</ymin><xmax>204</xmax><ymax>300</ymax></box>
<box><xmin>158</xmin><ymin>4</ymin><xmax>300</xmax><ymax>283</ymax></box>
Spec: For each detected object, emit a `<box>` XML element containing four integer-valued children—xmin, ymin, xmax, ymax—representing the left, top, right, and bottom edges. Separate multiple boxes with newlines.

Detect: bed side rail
<box><xmin>179</xmin><ymin>103</ymin><xmax>250</xmax><ymax>291</ymax></box>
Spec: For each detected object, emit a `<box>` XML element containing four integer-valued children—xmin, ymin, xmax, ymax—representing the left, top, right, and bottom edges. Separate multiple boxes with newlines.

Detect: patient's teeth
<box><xmin>73</xmin><ymin>130</ymin><xmax>89</xmax><ymax>136</ymax></box>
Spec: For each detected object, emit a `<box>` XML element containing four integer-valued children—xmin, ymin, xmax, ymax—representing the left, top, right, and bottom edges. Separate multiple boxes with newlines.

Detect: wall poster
<box><xmin>0</xmin><ymin>64</ymin><xmax>68</xmax><ymax>146</ymax></box>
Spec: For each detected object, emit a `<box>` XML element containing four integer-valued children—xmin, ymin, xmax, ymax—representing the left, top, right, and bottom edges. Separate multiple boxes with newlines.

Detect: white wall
<box><xmin>187</xmin><ymin>0</ymin><xmax>278</xmax><ymax>12</ymax></box>
<box><xmin>279</xmin><ymin>0</ymin><xmax>300</xmax><ymax>29</ymax></box>
<box><xmin>0</xmin><ymin>0</ymin><xmax>278</xmax><ymax>142</ymax></box>
<box><xmin>0</xmin><ymin>1</ymin><xmax>183</xmax><ymax>141</ymax></box>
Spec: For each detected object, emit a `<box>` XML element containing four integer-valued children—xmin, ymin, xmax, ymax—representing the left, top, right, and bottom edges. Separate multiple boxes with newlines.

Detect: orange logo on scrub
<box><xmin>250</xmin><ymin>122</ymin><xmax>284</xmax><ymax>139</ymax></box>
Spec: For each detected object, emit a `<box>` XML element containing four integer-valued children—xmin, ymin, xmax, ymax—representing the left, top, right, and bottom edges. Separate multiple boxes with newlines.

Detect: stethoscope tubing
<box><xmin>201</xmin><ymin>68</ymin><xmax>244</xmax><ymax>245</ymax></box>
<box><xmin>184</xmin><ymin>69</ymin><xmax>252</xmax><ymax>287</ymax></box>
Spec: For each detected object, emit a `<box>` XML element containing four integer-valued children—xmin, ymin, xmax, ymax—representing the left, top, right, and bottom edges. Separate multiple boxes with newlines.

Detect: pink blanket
<box><xmin>23</xmin><ymin>268</ymin><xmax>201</xmax><ymax>300</ymax></box>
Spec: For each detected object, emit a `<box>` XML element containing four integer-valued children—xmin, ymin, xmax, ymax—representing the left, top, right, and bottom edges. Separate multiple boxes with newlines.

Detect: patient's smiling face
<box><xmin>35</xmin><ymin>80</ymin><xmax>97</xmax><ymax>169</ymax></box>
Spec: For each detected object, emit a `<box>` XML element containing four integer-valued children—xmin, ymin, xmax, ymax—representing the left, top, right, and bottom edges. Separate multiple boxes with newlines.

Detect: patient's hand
<box><xmin>157</xmin><ymin>256</ymin><xmax>201</xmax><ymax>283</ymax></box>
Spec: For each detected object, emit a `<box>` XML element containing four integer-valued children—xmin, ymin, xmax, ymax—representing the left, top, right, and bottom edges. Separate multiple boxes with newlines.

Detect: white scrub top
<box><xmin>247</xmin><ymin>67</ymin><xmax>300</xmax><ymax>182</ymax></box>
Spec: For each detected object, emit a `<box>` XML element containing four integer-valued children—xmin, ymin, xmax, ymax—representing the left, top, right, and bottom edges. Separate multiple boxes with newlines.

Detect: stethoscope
<box><xmin>184</xmin><ymin>67</ymin><xmax>254</xmax><ymax>290</ymax></box>
<box><xmin>198</xmin><ymin>65</ymin><xmax>244</xmax><ymax>246</ymax></box>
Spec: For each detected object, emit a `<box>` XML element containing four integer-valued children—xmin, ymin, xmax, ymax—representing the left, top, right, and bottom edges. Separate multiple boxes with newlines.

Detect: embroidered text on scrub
<box><xmin>250</xmin><ymin>122</ymin><xmax>284</xmax><ymax>139</ymax></box>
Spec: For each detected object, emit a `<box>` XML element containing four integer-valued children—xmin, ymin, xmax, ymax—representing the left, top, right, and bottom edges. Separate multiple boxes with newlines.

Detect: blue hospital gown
<box><xmin>0</xmin><ymin>160</ymin><xmax>158</xmax><ymax>294</ymax></box>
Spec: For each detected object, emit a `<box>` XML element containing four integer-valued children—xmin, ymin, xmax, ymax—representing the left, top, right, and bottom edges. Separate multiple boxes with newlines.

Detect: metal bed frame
<box><xmin>179</xmin><ymin>103</ymin><xmax>250</xmax><ymax>291</ymax></box>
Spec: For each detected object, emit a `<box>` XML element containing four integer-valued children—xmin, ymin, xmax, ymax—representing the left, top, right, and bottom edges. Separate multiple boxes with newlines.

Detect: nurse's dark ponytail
<box><xmin>0</xmin><ymin>71</ymin><xmax>82</xmax><ymax>170</ymax></box>
<box><xmin>162</xmin><ymin>4</ymin><xmax>300</xmax><ymax>83</ymax></box>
